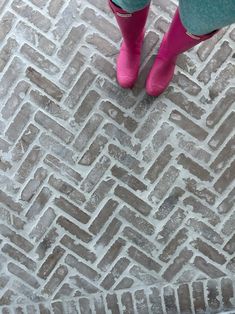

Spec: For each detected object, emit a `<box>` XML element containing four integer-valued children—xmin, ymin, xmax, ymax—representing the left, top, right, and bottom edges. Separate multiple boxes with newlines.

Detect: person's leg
<box><xmin>109</xmin><ymin>0</ymin><xmax>150</xmax><ymax>88</ymax></box>
<box><xmin>146</xmin><ymin>8</ymin><xmax>218</xmax><ymax>96</ymax></box>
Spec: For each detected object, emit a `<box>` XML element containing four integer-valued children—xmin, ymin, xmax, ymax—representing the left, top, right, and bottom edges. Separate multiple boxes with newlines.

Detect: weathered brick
<box><xmin>177</xmin><ymin>283</ymin><xmax>192</xmax><ymax>314</ymax></box>
<box><xmin>54</xmin><ymin>197</ymin><xmax>90</xmax><ymax>224</ymax></box>
<box><xmin>156</xmin><ymin>208</ymin><xmax>186</xmax><ymax>244</ymax></box>
<box><xmin>81</xmin><ymin>155</ymin><xmax>111</xmax><ymax>193</ymax></box>
<box><xmin>115</xmin><ymin>185</ymin><xmax>152</xmax><ymax>216</ymax></box>
<box><xmin>134</xmin><ymin>289</ymin><xmax>149</xmax><ymax>314</ymax></box>
<box><xmin>95</xmin><ymin>77</ymin><xmax>136</xmax><ymax>109</ymax></box>
<box><xmin>183</xmin><ymin>196</ymin><xmax>220</xmax><ymax>226</ymax></box>
<box><xmin>26</xmin><ymin>187</ymin><xmax>52</xmax><ymax>220</ymax></box>
<box><xmin>39</xmin><ymin>133</ymin><xmax>75</xmax><ymax>165</ymax></box>
<box><xmin>57</xmin><ymin>25</ymin><xmax>87</xmax><ymax>62</ymax></box>
<box><xmin>104</xmin><ymin>123</ymin><xmax>140</xmax><ymax>153</ymax></box>
<box><xmin>221</xmin><ymin>211</ymin><xmax>235</xmax><ymax>236</ymax></box>
<box><xmin>11</xmin><ymin>124</ymin><xmax>39</xmax><ymax>162</ymax></box>
<box><xmin>167</xmin><ymin>87</ymin><xmax>204</xmax><ymax>119</ymax></box>
<box><xmin>206</xmin><ymin>87</ymin><xmax>235</xmax><ymax>128</ymax></box>
<box><xmin>29</xmin><ymin>207</ymin><xmax>56</xmax><ymax>241</ymax></box>
<box><xmin>221</xmin><ymin>278</ymin><xmax>234</xmax><ymax>309</ymax></box>
<box><xmin>130</xmin><ymin>265</ymin><xmax>159</xmax><ymax>285</ymax></box>
<box><xmin>169</xmin><ymin>110</ymin><xmax>208</xmax><ymax>141</ymax></box>
<box><xmin>190</xmin><ymin>238</ymin><xmax>226</xmax><ymax>265</ymax></box>
<box><xmin>37</xmin><ymin>246</ymin><xmax>65</xmax><ymax>279</ymax></box>
<box><xmin>86</xmin><ymin>32</ymin><xmax>118</xmax><ymax>57</ymax></box>
<box><xmin>197</xmin><ymin>28</ymin><xmax>227</xmax><ymax>61</ymax></box>
<box><xmin>154</xmin><ymin>187</ymin><xmax>185</xmax><ymax>220</ymax></box>
<box><xmin>149</xmin><ymin>287</ymin><xmax>164</xmax><ymax>314</ymax></box>
<box><xmin>78</xmin><ymin>135</ymin><xmax>108</xmax><ymax>166</ymax></box>
<box><xmin>223</xmin><ymin>233</ymin><xmax>235</xmax><ymax>255</ymax></box>
<box><xmin>26</xmin><ymin>67</ymin><xmax>64</xmax><ymax>101</ymax></box>
<box><xmin>74</xmin><ymin>90</ymin><xmax>100</xmax><ymax>125</ymax></box>
<box><xmin>95</xmin><ymin>218</ymin><xmax>122</xmax><ymax>249</ymax></box>
<box><xmin>21</xmin><ymin>167</ymin><xmax>47</xmax><ymax>202</ymax></box>
<box><xmin>42</xmin><ymin>265</ymin><xmax>68</xmax><ymax>296</ymax></box>
<box><xmin>0</xmin><ymin>38</ymin><xmax>18</xmax><ymax>72</ymax></box>
<box><xmin>44</xmin><ymin>154</ymin><xmax>82</xmax><ymax>183</ymax></box>
<box><xmin>0</xmin><ymin>57</ymin><xmax>25</xmax><ymax>100</ymax></box>
<box><xmin>49</xmin><ymin>175</ymin><xmax>85</xmax><ymax>205</ymax></box>
<box><xmin>210</xmin><ymin>136</ymin><xmax>235</xmax><ymax>173</ymax></box>
<box><xmin>194</xmin><ymin>256</ymin><xmax>226</xmax><ymax>278</ymax></box>
<box><xmin>61</xmin><ymin>51</ymin><xmax>85</xmax><ymax>87</ymax></box>
<box><xmin>35</xmin><ymin>227</ymin><xmax>58</xmax><ymax>260</ymax></box>
<box><xmin>73</xmin><ymin>113</ymin><xmax>103</xmax><ymax>152</ymax></box>
<box><xmin>35</xmin><ymin>110</ymin><xmax>74</xmax><ymax>144</ymax></box>
<box><xmin>91</xmin><ymin>53</ymin><xmax>116</xmax><ymax>79</ymax></box>
<box><xmin>207</xmin><ymin>279</ymin><xmax>220</xmax><ymax>310</ymax></box>
<box><xmin>84</xmin><ymin>178</ymin><xmax>115</xmax><ymax>212</ymax></box>
<box><xmin>0</xmin><ymin>224</ymin><xmax>33</xmax><ymax>252</ymax></box>
<box><xmin>2</xmin><ymin>244</ymin><xmax>36</xmax><ymax>271</ymax></box>
<box><xmin>8</xmin><ymin>263</ymin><xmax>39</xmax><ymax>289</ymax></box>
<box><xmin>187</xmin><ymin>218</ymin><xmax>223</xmax><ymax>245</ymax></box>
<box><xmin>52</xmin><ymin>1</ymin><xmax>81</xmax><ymax>40</ymax></box>
<box><xmin>111</xmin><ymin>165</ymin><xmax>147</xmax><ymax>192</ymax></box>
<box><xmin>163</xmin><ymin>286</ymin><xmax>178</xmax><ymax>314</ymax></box>
<box><xmin>11</xmin><ymin>0</ymin><xmax>51</xmax><ymax>31</ymax></box>
<box><xmin>145</xmin><ymin>144</ymin><xmax>174</xmax><ymax>183</ymax></box>
<box><xmin>0</xmin><ymin>12</ymin><xmax>16</xmax><ymax>42</ymax></box>
<box><xmin>177</xmin><ymin>153</ymin><xmax>213</xmax><ymax>182</ymax></box>
<box><xmin>65</xmin><ymin>254</ymin><xmax>100</xmax><ymax>281</ymax></box>
<box><xmin>64</xmin><ymin>68</ymin><xmax>96</xmax><ymax>109</ymax></box>
<box><xmin>120</xmin><ymin>206</ymin><xmax>154</xmax><ymax>236</ymax></box>
<box><xmin>108</xmin><ymin>144</ymin><xmax>144</xmax><ymax>174</ymax></box>
<box><xmin>48</xmin><ymin>0</ymin><xmax>65</xmax><ymax>18</ymax></box>
<box><xmin>192</xmin><ymin>281</ymin><xmax>206</xmax><ymax>314</ymax></box>
<box><xmin>214</xmin><ymin>159</ymin><xmax>235</xmax><ymax>194</ymax></box>
<box><xmin>57</xmin><ymin>216</ymin><xmax>93</xmax><ymax>243</ymax></box>
<box><xmin>88</xmin><ymin>199</ymin><xmax>118</xmax><ymax>235</ymax></box>
<box><xmin>121</xmin><ymin>291</ymin><xmax>135</xmax><ymax>314</ymax></box>
<box><xmin>163</xmin><ymin>248</ymin><xmax>193</xmax><ymax>282</ymax></box>
<box><xmin>122</xmin><ymin>226</ymin><xmax>158</xmax><ymax>258</ymax></box>
<box><xmin>0</xmin><ymin>191</ymin><xmax>23</xmax><ymax>213</ymax></box>
<box><xmin>184</xmin><ymin>178</ymin><xmax>216</xmax><ymax>205</ymax></box>
<box><xmin>81</xmin><ymin>7</ymin><xmax>120</xmax><ymax>42</ymax></box>
<box><xmin>16</xmin><ymin>21</ymin><xmax>56</xmax><ymax>56</ymax></box>
<box><xmin>159</xmin><ymin>228</ymin><xmax>188</xmax><ymax>263</ymax></box>
<box><xmin>97</xmin><ymin>238</ymin><xmax>126</xmax><ymax>272</ymax></box>
<box><xmin>208</xmin><ymin>63</ymin><xmax>235</xmax><ymax>100</ymax></box>
<box><xmin>100</xmin><ymin>100</ymin><xmax>138</xmax><ymax>133</ymax></box>
<box><xmin>176</xmin><ymin>132</ymin><xmax>211</xmax><ymax>163</ymax></box>
<box><xmin>60</xmin><ymin>235</ymin><xmax>96</xmax><ymax>263</ymax></box>
<box><xmin>106</xmin><ymin>294</ymin><xmax>120</xmax><ymax>314</ymax></box>
<box><xmin>21</xmin><ymin>44</ymin><xmax>59</xmax><ymax>74</ymax></box>
<box><xmin>101</xmin><ymin>257</ymin><xmax>130</xmax><ymax>290</ymax></box>
<box><xmin>149</xmin><ymin>166</ymin><xmax>180</xmax><ymax>203</ymax></box>
<box><xmin>128</xmin><ymin>246</ymin><xmax>161</xmax><ymax>273</ymax></box>
<box><xmin>197</xmin><ymin>41</ymin><xmax>232</xmax><ymax>84</ymax></box>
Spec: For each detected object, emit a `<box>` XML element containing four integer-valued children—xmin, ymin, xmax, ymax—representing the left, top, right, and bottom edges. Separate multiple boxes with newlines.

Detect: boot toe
<box><xmin>117</xmin><ymin>74</ymin><xmax>136</xmax><ymax>88</ymax></box>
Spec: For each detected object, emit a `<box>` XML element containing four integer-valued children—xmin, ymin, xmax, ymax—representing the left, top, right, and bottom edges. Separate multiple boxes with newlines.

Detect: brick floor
<box><xmin>0</xmin><ymin>0</ymin><xmax>235</xmax><ymax>313</ymax></box>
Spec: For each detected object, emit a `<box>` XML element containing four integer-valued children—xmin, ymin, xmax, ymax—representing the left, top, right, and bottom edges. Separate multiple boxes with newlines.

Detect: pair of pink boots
<box><xmin>109</xmin><ymin>0</ymin><xmax>216</xmax><ymax>96</ymax></box>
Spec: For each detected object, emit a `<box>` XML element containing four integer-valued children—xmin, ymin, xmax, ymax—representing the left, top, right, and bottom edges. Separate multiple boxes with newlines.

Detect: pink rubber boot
<box><xmin>109</xmin><ymin>0</ymin><xmax>150</xmax><ymax>88</ymax></box>
<box><xmin>146</xmin><ymin>8</ymin><xmax>217</xmax><ymax>96</ymax></box>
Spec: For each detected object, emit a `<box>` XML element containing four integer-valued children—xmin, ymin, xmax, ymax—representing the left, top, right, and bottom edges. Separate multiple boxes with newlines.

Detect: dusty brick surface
<box><xmin>0</xmin><ymin>0</ymin><xmax>235</xmax><ymax>313</ymax></box>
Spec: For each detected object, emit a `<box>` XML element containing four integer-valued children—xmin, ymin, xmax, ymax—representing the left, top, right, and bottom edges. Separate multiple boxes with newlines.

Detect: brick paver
<box><xmin>0</xmin><ymin>0</ymin><xmax>235</xmax><ymax>313</ymax></box>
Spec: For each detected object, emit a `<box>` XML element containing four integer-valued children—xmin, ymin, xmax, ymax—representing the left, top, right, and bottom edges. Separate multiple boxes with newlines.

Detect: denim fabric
<box><xmin>111</xmin><ymin>0</ymin><xmax>235</xmax><ymax>35</ymax></box>
<box><xmin>112</xmin><ymin>0</ymin><xmax>150</xmax><ymax>12</ymax></box>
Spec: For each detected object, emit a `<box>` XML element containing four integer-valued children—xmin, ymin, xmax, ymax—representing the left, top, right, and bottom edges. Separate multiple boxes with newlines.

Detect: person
<box><xmin>108</xmin><ymin>0</ymin><xmax>235</xmax><ymax>96</ymax></box>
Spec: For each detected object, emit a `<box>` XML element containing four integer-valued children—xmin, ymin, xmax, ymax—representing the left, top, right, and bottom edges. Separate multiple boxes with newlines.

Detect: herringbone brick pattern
<box><xmin>0</xmin><ymin>0</ymin><xmax>234</xmax><ymax>313</ymax></box>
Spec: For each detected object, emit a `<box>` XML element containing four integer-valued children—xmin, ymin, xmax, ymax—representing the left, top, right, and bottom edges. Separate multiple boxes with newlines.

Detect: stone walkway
<box><xmin>0</xmin><ymin>0</ymin><xmax>235</xmax><ymax>313</ymax></box>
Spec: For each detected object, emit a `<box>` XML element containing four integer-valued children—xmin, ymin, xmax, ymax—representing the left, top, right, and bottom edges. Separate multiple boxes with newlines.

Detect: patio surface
<box><xmin>0</xmin><ymin>0</ymin><xmax>235</xmax><ymax>313</ymax></box>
